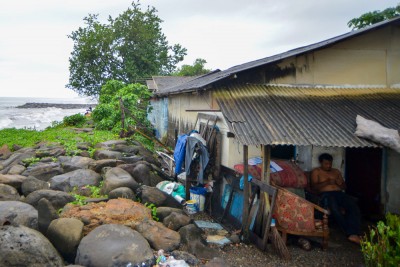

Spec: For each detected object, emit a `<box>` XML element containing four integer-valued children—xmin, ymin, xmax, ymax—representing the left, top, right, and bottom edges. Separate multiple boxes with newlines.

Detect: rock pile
<box><xmin>0</xmin><ymin>139</ymin><xmax>227</xmax><ymax>266</ymax></box>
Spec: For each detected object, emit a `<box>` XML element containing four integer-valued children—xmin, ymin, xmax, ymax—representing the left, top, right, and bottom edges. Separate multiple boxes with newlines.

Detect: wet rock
<box><xmin>61</xmin><ymin>198</ymin><xmax>152</xmax><ymax>235</ymax></box>
<box><xmin>88</xmin><ymin>159</ymin><xmax>125</xmax><ymax>173</ymax></box>
<box><xmin>49</xmin><ymin>169</ymin><xmax>101</xmax><ymax>192</ymax></box>
<box><xmin>75</xmin><ymin>224</ymin><xmax>154</xmax><ymax>267</ymax></box>
<box><xmin>58</xmin><ymin>156</ymin><xmax>95</xmax><ymax>172</ymax></box>
<box><xmin>25</xmin><ymin>189</ymin><xmax>75</xmax><ymax>210</ymax></box>
<box><xmin>46</xmin><ymin>218</ymin><xmax>84</xmax><ymax>263</ymax></box>
<box><xmin>94</xmin><ymin>150</ymin><xmax>122</xmax><ymax>160</ymax></box>
<box><xmin>22</xmin><ymin>162</ymin><xmax>63</xmax><ymax>181</ymax></box>
<box><xmin>157</xmin><ymin>207</ymin><xmax>186</xmax><ymax>221</ymax></box>
<box><xmin>21</xmin><ymin>176</ymin><xmax>50</xmax><ymax>197</ymax></box>
<box><xmin>163</xmin><ymin>212</ymin><xmax>192</xmax><ymax>231</ymax></box>
<box><xmin>137</xmin><ymin>185</ymin><xmax>182</xmax><ymax>209</ymax></box>
<box><xmin>102</xmin><ymin>167</ymin><xmax>138</xmax><ymax>194</ymax></box>
<box><xmin>0</xmin><ymin>201</ymin><xmax>38</xmax><ymax>229</ymax></box>
<box><xmin>37</xmin><ymin>198</ymin><xmax>59</xmax><ymax>234</ymax></box>
<box><xmin>0</xmin><ymin>225</ymin><xmax>64</xmax><ymax>266</ymax></box>
<box><xmin>0</xmin><ymin>174</ymin><xmax>27</xmax><ymax>189</ymax></box>
<box><xmin>179</xmin><ymin>224</ymin><xmax>218</xmax><ymax>260</ymax></box>
<box><xmin>0</xmin><ymin>184</ymin><xmax>20</xmax><ymax>201</ymax></box>
<box><xmin>134</xmin><ymin>218</ymin><xmax>181</xmax><ymax>251</ymax></box>
<box><xmin>108</xmin><ymin>187</ymin><xmax>136</xmax><ymax>200</ymax></box>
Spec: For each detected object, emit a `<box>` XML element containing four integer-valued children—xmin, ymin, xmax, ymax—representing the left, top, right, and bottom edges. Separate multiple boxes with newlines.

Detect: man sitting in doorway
<box><xmin>311</xmin><ymin>153</ymin><xmax>362</xmax><ymax>244</ymax></box>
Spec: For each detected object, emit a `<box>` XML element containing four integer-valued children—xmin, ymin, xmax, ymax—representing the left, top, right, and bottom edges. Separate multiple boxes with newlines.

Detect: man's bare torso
<box><xmin>311</xmin><ymin>167</ymin><xmax>345</xmax><ymax>193</ymax></box>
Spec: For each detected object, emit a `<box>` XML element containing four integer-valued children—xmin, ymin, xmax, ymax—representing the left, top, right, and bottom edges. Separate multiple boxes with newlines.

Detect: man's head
<box><xmin>318</xmin><ymin>153</ymin><xmax>333</xmax><ymax>171</ymax></box>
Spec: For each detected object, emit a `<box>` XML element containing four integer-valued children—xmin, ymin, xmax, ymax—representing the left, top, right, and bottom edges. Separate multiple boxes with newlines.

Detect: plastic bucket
<box><xmin>190</xmin><ymin>187</ymin><xmax>207</xmax><ymax>212</ymax></box>
<box><xmin>186</xmin><ymin>200</ymin><xmax>197</xmax><ymax>214</ymax></box>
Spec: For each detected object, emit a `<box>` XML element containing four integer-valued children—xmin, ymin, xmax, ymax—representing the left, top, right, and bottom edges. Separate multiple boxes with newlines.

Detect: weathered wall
<box><xmin>268</xmin><ymin>25</ymin><xmax>400</xmax><ymax>86</ymax></box>
<box><xmin>148</xmin><ymin>97</ymin><xmax>168</xmax><ymax>140</ymax></box>
<box><xmin>386</xmin><ymin>149</ymin><xmax>400</xmax><ymax>214</ymax></box>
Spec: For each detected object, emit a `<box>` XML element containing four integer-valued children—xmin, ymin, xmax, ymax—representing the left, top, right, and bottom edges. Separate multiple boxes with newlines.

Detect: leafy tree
<box><xmin>174</xmin><ymin>58</ymin><xmax>211</xmax><ymax>76</ymax></box>
<box><xmin>348</xmin><ymin>4</ymin><xmax>400</xmax><ymax>30</ymax></box>
<box><xmin>91</xmin><ymin>80</ymin><xmax>152</xmax><ymax>131</ymax></box>
<box><xmin>67</xmin><ymin>1</ymin><xmax>187</xmax><ymax>97</ymax></box>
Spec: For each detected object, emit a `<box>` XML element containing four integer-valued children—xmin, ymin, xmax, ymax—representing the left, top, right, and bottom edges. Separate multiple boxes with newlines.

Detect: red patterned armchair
<box><xmin>273</xmin><ymin>186</ymin><xmax>330</xmax><ymax>249</ymax></box>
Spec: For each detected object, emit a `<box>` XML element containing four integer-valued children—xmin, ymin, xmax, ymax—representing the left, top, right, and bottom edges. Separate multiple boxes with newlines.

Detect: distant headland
<box><xmin>16</xmin><ymin>103</ymin><xmax>96</xmax><ymax>109</ymax></box>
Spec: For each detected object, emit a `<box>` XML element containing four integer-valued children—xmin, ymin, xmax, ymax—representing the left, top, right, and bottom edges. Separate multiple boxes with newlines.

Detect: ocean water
<box><xmin>0</xmin><ymin>97</ymin><xmax>96</xmax><ymax>130</ymax></box>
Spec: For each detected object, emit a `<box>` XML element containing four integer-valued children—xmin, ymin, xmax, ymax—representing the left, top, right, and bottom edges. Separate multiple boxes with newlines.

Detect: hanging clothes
<box><xmin>185</xmin><ymin>136</ymin><xmax>209</xmax><ymax>184</ymax></box>
<box><xmin>174</xmin><ymin>134</ymin><xmax>188</xmax><ymax>175</ymax></box>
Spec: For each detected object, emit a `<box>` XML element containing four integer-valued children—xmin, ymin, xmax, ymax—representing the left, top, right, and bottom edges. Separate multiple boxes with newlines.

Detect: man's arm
<box><xmin>335</xmin><ymin>170</ymin><xmax>346</xmax><ymax>190</ymax></box>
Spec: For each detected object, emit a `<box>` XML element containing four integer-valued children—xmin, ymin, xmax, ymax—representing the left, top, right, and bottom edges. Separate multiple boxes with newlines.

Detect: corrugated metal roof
<box><xmin>147</xmin><ymin>76</ymin><xmax>197</xmax><ymax>93</ymax></box>
<box><xmin>157</xmin><ymin>16</ymin><xmax>400</xmax><ymax>96</ymax></box>
<box><xmin>215</xmin><ymin>84</ymin><xmax>400</xmax><ymax>147</ymax></box>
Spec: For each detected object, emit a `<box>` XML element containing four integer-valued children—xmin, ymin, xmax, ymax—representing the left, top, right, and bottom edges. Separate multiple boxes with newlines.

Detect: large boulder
<box><xmin>102</xmin><ymin>167</ymin><xmax>138</xmax><ymax>194</ymax></box>
<box><xmin>0</xmin><ymin>201</ymin><xmax>38</xmax><ymax>229</ymax></box>
<box><xmin>75</xmin><ymin>224</ymin><xmax>154</xmax><ymax>267</ymax></box>
<box><xmin>157</xmin><ymin>207</ymin><xmax>186</xmax><ymax>221</ymax></box>
<box><xmin>88</xmin><ymin>159</ymin><xmax>125</xmax><ymax>173</ymax></box>
<box><xmin>163</xmin><ymin>212</ymin><xmax>192</xmax><ymax>231</ymax></box>
<box><xmin>179</xmin><ymin>224</ymin><xmax>218</xmax><ymax>260</ymax></box>
<box><xmin>0</xmin><ymin>174</ymin><xmax>27</xmax><ymax>189</ymax></box>
<box><xmin>93</xmin><ymin>150</ymin><xmax>122</xmax><ymax>160</ymax></box>
<box><xmin>137</xmin><ymin>185</ymin><xmax>182</xmax><ymax>209</ymax></box>
<box><xmin>0</xmin><ymin>149</ymin><xmax>35</xmax><ymax>172</ymax></box>
<box><xmin>61</xmin><ymin>198</ymin><xmax>152</xmax><ymax>235</ymax></box>
<box><xmin>21</xmin><ymin>176</ymin><xmax>50</xmax><ymax>197</ymax></box>
<box><xmin>46</xmin><ymin>218</ymin><xmax>84</xmax><ymax>262</ymax></box>
<box><xmin>7</xmin><ymin>164</ymin><xmax>26</xmax><ymax>175</ymax></box>
<box><xmin>0</xmin><ymin>184</ymin><xmax>20</xmax><ymax>201</ymax></box>
<box><xmin>171</xmin><ymin>250</ymin><xmax>200</xmax><ymax>266</ymax></box>
<box><xmin>35</xmin><ymin>145</ymin><xmax>66</xmax><ymax>158</ymax></box>
<box><xmin>25</xmin><ymin>189</ymin><xmax>75</xmax><ymax>210</ymax></box>
<box><xmin>109</xmin><ymin>144</ymin><xmax>139</xmax><ymax>154</ymax></box>
<box><xmin>108</xmin><ymin>187</ymin><xmax>136</xmax><ymax>200</ymax></box>
<box><xmin>49</xmin><ymin>169</ymin><xmax>101</xmax><ymax>192</ymax></box>
<box><xmin>58</xmin><ymin>156</ymin><xmax>95</xmax><ymax>172</ymax></box>
<box><xmin>134</xmin><ymin>218</ymin><xmax>181</xmax><ymax>251</ymax></box>
<box><xmin>0</xmin><ymin>225</ymin><xmax>64</xmax><ymax>266</ymax></box>
<box><xmin>37</xmin><ymin>198</ymin><xmax>59</xmax><ymax>234</ymax></box>
<box><xmin>95</xmin><ymin>140</ymin><xmax>128</xmax><ymax>149</ymax></box>
<box><xmin>22</xmin><ymin>162</ymin><xmax>63</xmax><ymax>181</ymax></box>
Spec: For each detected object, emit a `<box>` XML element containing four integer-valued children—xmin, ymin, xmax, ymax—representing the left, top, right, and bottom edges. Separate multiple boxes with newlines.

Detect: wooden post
<box><xmin>242</xmin><ymin>145</ymin><xmax>250</xmax><ymax>242</ymax></box>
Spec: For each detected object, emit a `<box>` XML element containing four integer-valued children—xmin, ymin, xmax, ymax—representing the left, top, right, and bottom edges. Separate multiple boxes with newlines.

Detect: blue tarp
<box><xmin>174</xmin><ymin>134</ymin><xmax>188</xmax><ymax>175</ymax></box>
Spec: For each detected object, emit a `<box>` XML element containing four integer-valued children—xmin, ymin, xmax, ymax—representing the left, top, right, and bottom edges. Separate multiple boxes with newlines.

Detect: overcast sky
<box><xmin>0</xmin><ymin>0</ymin><xmax>397</xmax><ymax>98</ymax></box>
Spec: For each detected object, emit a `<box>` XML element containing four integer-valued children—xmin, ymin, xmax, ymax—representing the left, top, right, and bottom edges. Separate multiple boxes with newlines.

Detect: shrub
<box><xmin>361</xmin><ymin>213</ymin><xmax>400</xmax><ymax>267</ymax></box>
<box><xmin>63</xmin><ymin>113</ymin><xmax>87</xmax><ymax>127</ymax></box>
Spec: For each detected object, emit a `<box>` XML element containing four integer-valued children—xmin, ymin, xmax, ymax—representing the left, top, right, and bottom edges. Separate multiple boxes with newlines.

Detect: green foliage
<box><xmin>129</xmin><ymin>133</ymin><xmax>154</xmax><ymax>152</ymax></box>
<box><xmin>62</xmin><ymin>113</ymin><xmax>88</xmax><ymax>127</ymax></box>
<box><xmin>22</xmin><ymin>157</ymin><xmax>41</xmax><ymax>166</ymax></box>
<box><xmin>67</xmin><ymin>1</ymin><xmax>187</xmax><ymax>97</ymax></box>
<box><xmin>174</xmin><ymin>58</ymin><xmax>211</xmax><ymax>76</ymax></box>
<box><xmin>361</xmin><ymin>213</ymin><xmax>400</xmax><ymax>267</ymax></box>
<box><xmin>348</xmin><ymin>4</ymin><xmax>400</xmax><ymax>30</ymax></box>
<box><xmin>68</xmin><ymin>182</ymin><xmax>107</xmax><ymax>207</ymax></box>
<box><xmin>92</xmin><ymin>80</ymin><xmax>152</xmax><ymax>132</ymax></box>
<box><xmin>0</xmin><ymin>125</ymin><xmax>117</xmax><ymax>155</ymax></box>
<box><xmin>71</xmin><ymin>194</ymin><xmax>88</xmax><ymax>206</ymax></box>
<box><xmin>144</xmin><ymin>202</ymin><xmax>159</xmax><ymax>221</ymax></box>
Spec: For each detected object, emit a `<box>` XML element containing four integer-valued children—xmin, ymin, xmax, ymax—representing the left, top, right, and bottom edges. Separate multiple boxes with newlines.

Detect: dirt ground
<box><xmin>191</xmin><ymin>212</ymin><xmax>366</xmax><ymax>267</ymax></box>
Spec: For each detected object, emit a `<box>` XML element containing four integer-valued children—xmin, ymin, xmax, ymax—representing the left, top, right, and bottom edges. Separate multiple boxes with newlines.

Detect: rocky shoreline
<box><xmin>16</xmin><ymin>103</ymin><xmax>96</xmax><ymax>109</ymax></box>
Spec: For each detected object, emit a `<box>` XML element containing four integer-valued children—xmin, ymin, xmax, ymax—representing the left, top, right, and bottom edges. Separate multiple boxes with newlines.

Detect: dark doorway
<box><xmin>271</xmin><ymin>145</ymin><xmax>295</xmax><ymax>160</ymax></box>
<box><xmin>345</xmin><ymin>148</ymin><xmax>383</xmax><ymax>217</ymax></box>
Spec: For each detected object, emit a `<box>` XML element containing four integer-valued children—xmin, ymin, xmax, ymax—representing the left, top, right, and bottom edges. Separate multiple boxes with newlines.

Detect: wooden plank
<box><xmin>242</xmin><ymin>145</ymin><xmax>250</xmax><ymax>242</ymax></box>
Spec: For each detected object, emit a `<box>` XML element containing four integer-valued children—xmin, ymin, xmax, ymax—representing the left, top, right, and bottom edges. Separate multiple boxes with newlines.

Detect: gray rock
<box><xmin>179</xmin><ymin>224</ymin><xmax>218</xmax><ymax>260</ymax></box>
<box><xmin>7</xmin><ymin>164</ymin><xmax>26</xmax><ymax>175</ymax></box>
<box><xmin>25</xmin><ymin>189</ymin><xmax>75</xmax><ymax>210</ymax></box>
<box><xmin>94</xmin><ymin>150</ymin><xmax>123</xmax><ymax>160</ymax></box>
<box><xmin>163</xmin><ymin>212</ymin><xmax>192</xmax><ymax>231</ymax></box>
<box><xmin>35</xmin><ymin>145</ymin><xmax>66</xmax><ymax>158</ymax></box>
<box><xmin>0</xmin><ymin>201</ymin><xmax>38</xmax><ymax>229</ymax></box>
<box><xmin>0</xmin><ymin>150</ymin><xmax>35</xmax><ymax>171</ymax></box>
<box><xmin>77</xmin><ymin>150</ymin><xmax>91</xmax><ymax>157</ymax></box>
<box><xmin>157</xmin><ymin>207</ymin><xmax>186</xmax><ymax>221</ymax></box>
<box><xmin>95</xmin><ymin>140</ymin><xmax>128</xmax><ymax>148</ymax></box>
<box><xmin>171</xmin><ymin>250</ymin><xmax>200</xmax><ymax>266</ymax></box>
<box><xmin>0</xmin><ymin>184</ymin><xmax>20</xmax><ymax>201</ymax></box>
<box><xmin>0</xmin><ymin>174</ymin><xmax>27</xmax><ymax>189</ymax></box>
<box><xmin>137</xmin><ymin>185</ymin><xmax>182</xmax><ymax>209</ymax></box>
<box><xmin>22</xmin><ymin>162</ymin><xmax>63</xmax><ymax>181</ymax></box>
<box><xmin>109</xmin><ymin>144</ymin><xmax>139</xmax><ymax>154</ymax></box>
<box><xmin>134</xmin><ymin>218</ymin><xmax>181</xmax><ymax>252</ymax></box>
<box><xmin>88</xmin><ymin>159</ymin><xmax>125</xmax><ymax>173</ymax></box>
<box><xmin>102</xmin><ymin>167</ymin><xmax>138</xmax><ymax>194</ymax></box>
<box><xmin>228</xmin><ymin>234</ymin><xmax>240</xmax><ymax>244</ymax></box>
<box><xmin>108</xmin><ymin>187</ymin><xmax>136</xmax><ymax>200</ymax></box>
<box><xmin>77</xmin><ymin>142</ymin><xmax>91</xmax><ymax>151</ymax></box>
<box><xmin>75</xmin><ymin>224</ymin><xmax>154</xmax><ymax>267</ymax></box>
<box><xmin>58</xmin><ymin>156</ymin><xmax>95</xmax><ymax>172</ymax></box>
<box><xmin>46</xmin><ymin>218</ymin><xmax>84</xmax><ymax>262</ymax></box>
<box><xmin>120</xmin><ymin>155</ymin><xmax>143</xmax><ymax>164</ymax></box>
<box><xmin>37</xmin><ymin>198</ymin><xmax>59</xmax><ymax>234</ymax></box>
<box><xmin>49</xmin><ymin>169</ymin><xmax>101</xmax><ymax>192</ymax></box>
<box><xmin>0</xmin><ymin>225</ymin><xmax>64</xmax><ymax>266</ymax></box>
<box><xmin>21</xmin><ymin>176</ymin><xmax>50</xmax><ymax>197</ymax></box>
<box><xmin>131</xmin><ymin>163</ymin><xmax>152</xmax><ymax>185</ymax></box>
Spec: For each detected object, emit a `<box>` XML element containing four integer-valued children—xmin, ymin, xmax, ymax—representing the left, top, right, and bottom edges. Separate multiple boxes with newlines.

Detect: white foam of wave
<box><xmin>0</xmin><ymin>117</ymin><xmax>13</xmax><ymax>129</ymax></box>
